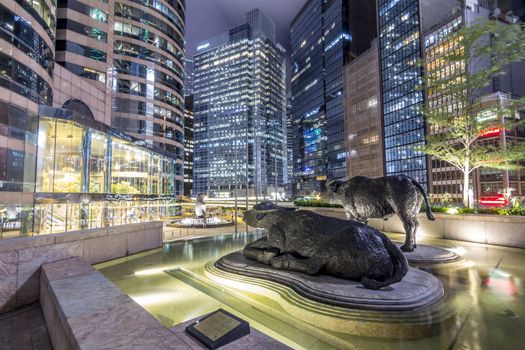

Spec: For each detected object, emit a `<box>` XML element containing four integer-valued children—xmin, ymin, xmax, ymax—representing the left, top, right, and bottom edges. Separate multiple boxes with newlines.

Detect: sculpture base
<box><xmin>214</xmin><ymin>251</ymin><xmax>444</xmax><ymax>311</ymax></box>
<box><xmin>395</xmin><ymin>243</ymin><xmax>462</xmax><ymax>265</ymax></box>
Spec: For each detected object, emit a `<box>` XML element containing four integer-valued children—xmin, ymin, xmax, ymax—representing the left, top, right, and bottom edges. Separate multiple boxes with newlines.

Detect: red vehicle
<box><xmin>479</xmin><ymin>194</ymin><xmax>507</xmax><ymax>207</ymax></box>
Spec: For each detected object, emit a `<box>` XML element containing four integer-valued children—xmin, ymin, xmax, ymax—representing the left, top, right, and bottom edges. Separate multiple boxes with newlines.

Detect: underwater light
<box><xmin>134</xmin><ymin>266</ymin><xmax>179</xmax><ymax>276</ymax></box>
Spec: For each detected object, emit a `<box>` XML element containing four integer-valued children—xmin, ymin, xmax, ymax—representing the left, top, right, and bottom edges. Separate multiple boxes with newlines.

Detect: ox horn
<box><xmin>327</xmin><ymin>177</ymin><xmax>344</xmax><ymax>185</ymax></box>
<box><xmin>326</xmin><ymin>178</ymin><xmax>345</xmax><ymax>191</ymax></box>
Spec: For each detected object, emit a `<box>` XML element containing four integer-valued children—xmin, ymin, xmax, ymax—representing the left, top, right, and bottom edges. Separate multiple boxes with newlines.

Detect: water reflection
<box><xmin>97</xmin><ymin>232</ymin><xmax>525</xmax><ymax>349</ymax></box>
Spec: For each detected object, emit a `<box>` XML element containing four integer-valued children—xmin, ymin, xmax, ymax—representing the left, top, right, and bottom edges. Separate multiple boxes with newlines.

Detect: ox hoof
<box><xmin>270</xmin><ymin>255</ymin><xmax>288</xmax><ymax>269</ymax></box>
<box><xmin>401</xmin><ymin>244</ymin><xmax>414</xmax><ymax>252</ymax></box>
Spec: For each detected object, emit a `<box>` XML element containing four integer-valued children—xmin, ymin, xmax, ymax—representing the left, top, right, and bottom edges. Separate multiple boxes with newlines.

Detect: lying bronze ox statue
<box><xmin>326</xmin><ymin>175</ymin><xmax>435</xmax><ymax>252</ymax></box>
<box><xmin>243</xmin><ymin>201</ymin><xmax>408</xmax><ymax>290</ymax></box>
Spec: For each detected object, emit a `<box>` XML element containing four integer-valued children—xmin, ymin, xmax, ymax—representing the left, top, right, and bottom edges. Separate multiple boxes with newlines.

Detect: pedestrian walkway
<box><xmin>0</xmin><ymin>303</ymin><xmax>51</xmax><ymax>350</ymax></box>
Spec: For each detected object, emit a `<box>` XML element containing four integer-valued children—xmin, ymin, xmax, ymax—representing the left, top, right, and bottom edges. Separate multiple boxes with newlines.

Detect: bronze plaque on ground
<box><xmin>185</xmin><ymin>309</ymin><xmax>250</xmax><ymax>349</ymax></box>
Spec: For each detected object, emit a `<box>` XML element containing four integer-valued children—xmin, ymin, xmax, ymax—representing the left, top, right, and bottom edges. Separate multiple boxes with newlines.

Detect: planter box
<box><xmin>298</xmin><ymin>206</ymin><xmax>525</xmax><ymax>249</ymax></box>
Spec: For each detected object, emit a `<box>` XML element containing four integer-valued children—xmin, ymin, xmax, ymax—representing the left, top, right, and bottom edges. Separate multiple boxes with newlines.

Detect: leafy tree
<box><xmin>421</xmin><ymin>19</ymin><xmax>525</xmax><ymax>207</ymax></box>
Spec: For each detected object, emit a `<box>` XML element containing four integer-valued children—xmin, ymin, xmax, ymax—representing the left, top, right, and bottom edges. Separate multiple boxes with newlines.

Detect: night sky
<box><xmin>185</xmin><ymin>0</ymin><xmax>306</xmax><ymax>60</ymax></box>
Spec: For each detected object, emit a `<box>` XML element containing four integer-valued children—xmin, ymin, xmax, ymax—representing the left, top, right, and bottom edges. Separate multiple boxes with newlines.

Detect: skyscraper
<box><xmin>193</xmin><ymin>8</ymin><xmax>287</xmax><ymax>198</ymax></box>
<box><xmin>184</xmin><ymin>58</ymin><xmax>195</xmax><ymax>97</ymax></box>
<box><xmin>377</xmin><ymin>0</ymin><xmax>457</xmax><ymax>188</ymax></box>
<box><xmin>290</xmin><ymin>0</ymin><xmax>376</xmax><ymax>195</ymax></box>
<box><xmin>184</xmin><ymin>95</ymin><xmax>194</xmax><ymax>197</ymax></box>
<box><xmin>343</xmin><ymin>39</ymin><xmax>384</xmax><ymax>179</ymax></box>
<box><xmin>286</xmin><ymin>94</ymin><xmax>294</xmax><ymax>195</ymax></box>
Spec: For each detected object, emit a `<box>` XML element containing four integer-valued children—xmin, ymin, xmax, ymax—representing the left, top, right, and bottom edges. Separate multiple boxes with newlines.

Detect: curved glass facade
<box><xmin>0</xmin><ymin>0</ymin><xmax>185</xmax><ymax>238</ymax></box>
<box><xmin>0</xmin><ymin>4</ymin><xmax>54</xmax><ymax>76</ymax></box>
<box><xmin>52</xmin><ymin>0</ymin><xmax>185</xmax><ymax>192</ymax></box>
<box><xmin>0</xmin><ymin>0</ymin><xmax>56</xmax><ymax>237</ymax></box>
<box><xmin>14</xmin><ymin>0</ymin><xmax>56</xmax><ymax>40</ymax></box>
<box><xmin>0</xmin><ymin>51</ymin><xmax>53</xmax><ymax>105</ymax></box>
<box><xmin>111</xmin><ymin>0</ymin><xmax>185</xmax><ymax>161</ymax></box>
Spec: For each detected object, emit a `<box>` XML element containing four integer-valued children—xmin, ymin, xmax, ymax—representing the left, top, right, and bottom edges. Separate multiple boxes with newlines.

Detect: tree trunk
<box><xmin>463</xmin><ymin>172</ymin><xmax>470</xmax><ymax>208</ymax></box>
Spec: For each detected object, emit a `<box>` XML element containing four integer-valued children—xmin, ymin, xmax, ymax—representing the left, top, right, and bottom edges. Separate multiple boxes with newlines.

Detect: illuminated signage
<box><xmin>479</xmin><ymin>127</ymin><xmax>503</xmax><ymax>138</ymax></box>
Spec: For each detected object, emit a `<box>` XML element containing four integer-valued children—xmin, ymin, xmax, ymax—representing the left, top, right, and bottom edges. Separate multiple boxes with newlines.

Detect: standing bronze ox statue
<box><xmin>243</xmin><ymin>201</ymin><xmax>408</xmax><ymax>290</ymax></box>
<box><xmin>326</xmin><ymin>175</ymin><xmax>435</xmax><ymax>252</ymax></box>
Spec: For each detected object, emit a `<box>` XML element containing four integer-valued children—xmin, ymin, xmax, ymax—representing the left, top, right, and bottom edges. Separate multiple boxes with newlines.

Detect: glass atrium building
<box><xmin>0</xmin><ymin>0</ymin><xmax>185</xmax><ymax>237</ymax></box>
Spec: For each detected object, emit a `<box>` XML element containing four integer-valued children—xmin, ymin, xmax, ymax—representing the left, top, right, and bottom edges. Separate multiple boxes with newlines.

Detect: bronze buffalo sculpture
<box><xmin>325</xmin><ymin>175</ymin><xmax>435</xmax><ymax>252</ymax></box>
<box><xmin>243</xmin><ymin>201</ymin><xmax>408</xmax><ymax>290</ymax></box>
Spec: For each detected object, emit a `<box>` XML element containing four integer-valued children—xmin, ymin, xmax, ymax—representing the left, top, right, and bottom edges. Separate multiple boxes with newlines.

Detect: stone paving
<box><xmin>0</xmin><ymin>303</ymin><xmax>52</xmax><ymax>350</ymax></box>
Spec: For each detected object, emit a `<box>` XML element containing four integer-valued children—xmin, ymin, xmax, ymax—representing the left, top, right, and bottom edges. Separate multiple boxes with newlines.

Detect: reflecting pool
<box><xmin>96</xmin><ymin>232</ymin><xmax>525</xmax><ymax>349</ymax></box>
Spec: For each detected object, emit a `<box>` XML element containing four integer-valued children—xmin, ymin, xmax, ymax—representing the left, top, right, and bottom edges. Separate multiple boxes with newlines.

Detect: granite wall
<box><xmin>299</xmin><ymin>207</ymin><xmax>525</xmax><ymax>248</ymax></box>
<box><xmin>40</xmin><ymin>257</ymin><xmax>187</xmax><ymax>349</ymax></box>
<box><xmin>0</xmin><ymin>222</ymin><xmax>163</xmax><ymax>314</ymax></box>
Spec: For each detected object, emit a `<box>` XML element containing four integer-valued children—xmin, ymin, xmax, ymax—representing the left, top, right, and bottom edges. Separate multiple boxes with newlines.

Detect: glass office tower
<box><xmin>184</xmin><ymin>95</ymin><xmax>194</xmax><ymax>197</ymax></box>
<box><xmin>291</xmin><ymin>0</ymin><xmax>376</xmax><ymax>195</ymax></box>
<box><xmin>378</xmin><ymin>0</ymin><xmax>427</xmax><ymax>186</ymax></box>
<box><xmin>193</xmin><ymin>9</ymin><xmax>287</xmax><ymax>198</ymax></box>
<box><xmin>290</xmin><ymin>0</ymin><xmax>326</xmax><ymax>196</ymax></box>
<box><xmin>377</xmin><ymin>0</ymin><xmax>457</xmax><ymax>188</ymax></box>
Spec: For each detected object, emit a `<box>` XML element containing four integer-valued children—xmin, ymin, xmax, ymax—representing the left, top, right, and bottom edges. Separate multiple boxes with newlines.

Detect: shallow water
<box><xmin>97</xmin><ymin>231</ymin><xmax>525</xmax><ymax>349</ymax></box>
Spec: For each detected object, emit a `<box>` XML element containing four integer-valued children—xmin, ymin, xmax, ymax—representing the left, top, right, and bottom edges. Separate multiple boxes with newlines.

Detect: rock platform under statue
<box><xmin>394</xmin><ymin>243</ymin><xmax>462</xmax><ymax>265</ymax></box>
<box><xmin>214</xmin><ymin>251</ymin><xmax>444</xmax><ymax>311</ymax></box>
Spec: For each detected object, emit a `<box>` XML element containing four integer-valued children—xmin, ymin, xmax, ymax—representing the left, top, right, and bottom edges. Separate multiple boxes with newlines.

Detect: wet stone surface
<box><xmin>394</xmin><ymin>242</ymin><xmax>461</xmax><ymax>265</ymax></box>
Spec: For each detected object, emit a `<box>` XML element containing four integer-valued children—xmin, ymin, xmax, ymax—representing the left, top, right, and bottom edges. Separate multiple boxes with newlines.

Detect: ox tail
<box><xmin>411</xmin><ymin>178</ymin><xmax>435</xmax><ymax>221</ymax></box>
<box><xmin>361</xmin><ymin>235</ymin><xmax>409</xmax><ymax>290</ymax></box>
